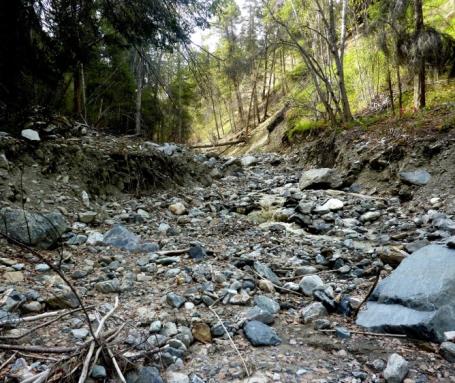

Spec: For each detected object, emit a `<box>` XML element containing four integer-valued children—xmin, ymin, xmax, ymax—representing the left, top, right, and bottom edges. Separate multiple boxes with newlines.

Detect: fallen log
<box><xmin>190</xmin><ymin>139</ymin><xmax>246</xmax><ymax>149</ymax></box>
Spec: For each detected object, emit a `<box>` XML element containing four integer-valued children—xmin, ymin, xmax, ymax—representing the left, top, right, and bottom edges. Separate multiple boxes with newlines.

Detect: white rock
<box><xmin>169</xmin><ymin>202</ymin><xmax>186</xmax><ymax>215</ymax></box>
<box><xmin>78</xmin><ymin>211</ymin><xmax>97</xmax><ymax>223</ymax></box>
<box><xmin>360</xmin><ymin>211</ymin><xmax>381</xmax><ymax>222</ymax></box>
<box><xmin>259</xmin><ymin>194</ymin><xmax>286</xmax><ymax>209</ymax></box>
<box><xmin>299</xmin><ymin>275</ymin><xmax>324</xmax><ymax>296</ymax></box>
<box><xmin>300</xmin><ymin>302</ymin><xmax>328</xmax><ymax>323</ymax></box>
<box><xmin>137</xmin><ymin>209</ymin><xmax>150</xmax><ymax>219</ymax></box>
<box><xmin>383</xmin><ymin>353</ymin><xmax>408</xmax><ymax>383</ymax></box>
<box><xmin>184</xmin><ymin>302</ymin><xmax>195</xmax><ymax>310</ymax></box>
<box><xmin>444</xmin><ymin>330</ymin><xmax>455</xmax><ymax>341</ymax></box>
<box><xmin>166</xmin><ymin>372</ymin><xmax>189</xmax><ymax>383</ymax></box>
<box><xmin>241</xmin><ymin>372</ymin><xmax>268</xmax><ymax>383</ymax></box>
<box><xmin>240</xmin><ymin>155</ymin><xmax>257</xmax><ymax>167</ymax></box>
<box><xmin>81</xmin><ymin>191</ymin><xmax>90</xmax><ymax>208</ymax></box>
<box><xmin>21</xmin><ymin>129</ymin><xmax>40</xmax><ymax>141</ymax></box>
<box><xmin>322</xmin><ymin>198</ymin><xmax>344</xmax><ymax>211</ymax></box>
<box><xmin>86</xmin><ymin>231</ymin><xmax>103</xmax><ymax>245</ymax></box>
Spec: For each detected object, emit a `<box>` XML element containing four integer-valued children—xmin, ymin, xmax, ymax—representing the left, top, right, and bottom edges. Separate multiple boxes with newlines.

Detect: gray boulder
<box><xmin>244</xmin><ymin>306</ymin><xmax>275</xmax><ymax>325</ymax></box>
<box><xmin>399</xmin><ymin>169</ymin><xmax>431</xmax><ymax>186</ymax></box>
<box><xmin>299</xmin><ymin>168</ymin><xmax>343</xmax><ymax>190</ymax></box>
<box><xmin>357</xmin><ymin>245</ymin><xmax>455</xmax><ymax>342</ymax></box>
<box><xmin>0</xmin><ymin>208</ymin><xmax>68</xmax><ymax>249</ymax></box>
<box><xmin>103</xmin><ymin>224</ymin><xmax>159</xmax><ymax>253</ymax></box>
<box><xmin>243</xmin><ymin>320</ymin><xmax>281</xmax><ymax>346</ymax></box>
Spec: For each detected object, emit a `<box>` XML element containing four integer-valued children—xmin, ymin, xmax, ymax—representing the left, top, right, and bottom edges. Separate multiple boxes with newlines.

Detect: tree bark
<box><xmin>135</xmin><ymin>50</ymin><xmax>144</xmax><ymax>135</ymax></box>
<box><xmin>73</xmin><ymin>63</ymin><xmax>82</xmax><ymax>116</ymax></box>
<box><xmin>413</xmin><ymin>0</ymin><xmax>426</xmax><ymax>110</ymax></box>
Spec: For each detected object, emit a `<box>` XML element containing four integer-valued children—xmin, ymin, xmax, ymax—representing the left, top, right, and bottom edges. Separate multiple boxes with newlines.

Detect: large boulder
<box><xmin>0</xmin><ymin>208</ymin><xmax>68</xmax><ymax>249</ymax></box>
<box><xmin>103</xmin><ymin>224</ymin><xmax>159</xmax><ymax>253</ymax></box>
<box><xmin>299</xmin><ymin>168</ymin><xmax>343</xmax><ymax>190</ymax></box>
<box><xmin>357</xmin><ymin>245</ymin><xmax>455</xmax><ymax>342</ymax></box>
<box><xmin>399</xmin><ymin>169</ymin><xmax>431</xmax><ymax>186</ymax></box>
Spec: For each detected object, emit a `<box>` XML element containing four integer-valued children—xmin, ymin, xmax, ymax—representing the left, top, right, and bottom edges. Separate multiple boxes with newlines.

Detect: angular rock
<box><xmin>258</xmin><ymin>279</ymin><xmax>275</xmax><ymax>293</ymax></box>
<box><xmin>45</xmin><ymin>289</ymin><xmax>79</xmax><ymax>309</ymax></box>
<box><xmin>254</xmin><ymin>295</ymin><xmax>280</xmax><ymax>314</ymax></box>
<box><xmin>86</xmin><ymin>231</ymin><xmax>103</xmax><ymax>245</ymax></box>
<box><xmin>188</xmin><ymin>245</ymin><xmax>207</xmax><ymax>260</ymax></box>
<box><xmin>192</xmin><ymin>322</ymin><xmax>212</xmax><ymax>343</ymax></box>
<box><xmin>71</xmin><ymin>328</ymin><xmax>89</xmax><ymax>340</ymax></box>
<box><xmin>3</xmin><ymin>271</ymin><xmax>24</xmax><ymax>283</ymax></box>
<box><xmin>299</xmin><ymin>275</ymin><xmax>324</xmax><ymax>296</ymax></box>
<box><xmin>243</xmin><ymin>320</ymin><xmax>281</xmax><ymax>346</ymax></box>
<box><xmin>314</xmin><ymin>198</ymin><xmax>344</xmax><ymax>213</ymax></box>
<box><xmin>245</xmin><ymin>306</ymin><xmax>275</xmax><ymax>324</ymax></box>
<box><xmin>103</xmin><ymin>224</ymin><xmax>139</xmax><ymax>251</ymax></box>
<box><xmin>357</xmin><ymin>245</ymin><xmax>455</xmax><ymax>342</ymax></box>
<box><xmin>383</xmin><ymin>353</ymin><xmax>408</xmax><ymax>383</ymax></box>
<box><xmin>399</xmin><ymin>170</ymin><xmax>431</xmax><ymax>186</ymax></box>
<box><xmin>299</xmin><ymin>168</ymin><xmax>343</xmax><ymax>190</ymax></box>
<box><xmin>91</xmin><ymin>365</ymin><xmax>107</xmax><ymax>379</ymax></box>
<box><xmin>254</xmin><ymin>261</ymin><xmax>281</xmax><ymax>286</ymax></box>
<box><xmin>166</xmin><ymin>292</ymin><xmax>186</xmax><ymax>308</ymax></box>
<box><xmin>95</xmin><ymin>279</ymin><xmax>121</xmax><ymax>294</ymax></box>
<box><xmin>440</xmin><ymin>341</ymin><xmax>455</xmax><ymax>362</ymax></box>
<box><xmin>21</xmin><ymin>129</ymin><xmax>40</xmax><ymax>141</ymax></box>
<box><xmin>78</xmin><ymin>211</ymin><xmax>97</xmax><ymax>223</ymax></box>
<box><xmin>300</xmin><ymin>302</ymin><xmax>328</xmax><ymax>323</ymax></box>
<box><xmin>127</xmin><ymin>366</ymin><xmax>164</xmax><ymax>383</ymax></box>
<box><xmin>169</xmin><ymin>202</ymin><xmax>186</xmax><ymax>215</ymax></box>
<box><xmin>360</xmin><ymin>211</ymin><xmax>381</xmax><ymax>223</ymax></box>
<box><xmin>0</xmin><ymin>208</ymin><xmax>68</xmax><ymax>249</ymax></box>
<box><xmin>240</xmin><ymin>155</ymin><xmax>257</xmax><ymax>167</ymax></box>
<box><xmin>166</xmin><ymin>372</ymin><xmax>190</xmax><ymax>383</ymax></box>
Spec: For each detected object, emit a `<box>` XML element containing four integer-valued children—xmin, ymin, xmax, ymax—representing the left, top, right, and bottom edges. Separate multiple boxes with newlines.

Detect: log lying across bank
<box><xmin>190</xmin><ymin>139</ymin><xmax>246</xmax><ymax>149</ymax></box>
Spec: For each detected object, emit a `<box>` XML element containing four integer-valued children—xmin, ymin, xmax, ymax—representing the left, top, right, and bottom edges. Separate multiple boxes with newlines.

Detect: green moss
<box><xmin>286</xmin><ymin>119</ymin><xmax>327</xmax><ymax>141</ymax></box>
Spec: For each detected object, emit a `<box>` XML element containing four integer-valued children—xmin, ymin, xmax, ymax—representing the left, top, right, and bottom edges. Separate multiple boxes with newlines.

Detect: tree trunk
<box><xmin>80</xmin><ymin>63</ymin><xmax>87</xmax><ymax>121</ymax></box>
<box><xmin>135</xmin><ymin>50</ymin><xmax>144</xmax><ymax>135</ymax></box>
<box><xmin>263</xmin><ymin>48</ymin><xmax>277</xmax><ymax>121</ymax></box>
<box><xmin>73</xmin><ymin>63</ymin><xmax>82</xmax><ymax>117</ymax></box>
<box><xmin>413</xmin><ymin>0</ymin><xmax>426</xmax><ymax>110</ymax></box>
<box><xmin>386</xmin><ymin>62</ymin><xmax>395</xmax><ymax>114</ymax></box>
<box><xmin>397</xmin><ymin>65</ymin><xmax>403</xmax><ymax>115</ymax></box>
<box><xmin>234</xmin><ymin>79</ymin><xmax>244</xmax><ymax>124</ymax></box>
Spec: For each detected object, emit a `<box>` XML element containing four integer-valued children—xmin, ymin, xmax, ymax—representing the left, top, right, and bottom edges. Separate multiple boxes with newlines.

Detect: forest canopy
<box><xmin>1</xmin><ymin>0</ymin><xmax>454</xmax><ymax>143</ymax></box>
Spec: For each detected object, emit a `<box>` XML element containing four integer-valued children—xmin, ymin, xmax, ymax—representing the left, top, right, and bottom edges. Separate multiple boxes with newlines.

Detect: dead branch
<box><xmin>0</xmin><ymin>306</ymin><xmax>95</xmax><ymax>340</ymax></box>
<box><xmin>0</xmin><ymin>352</ymin><xmax>17</xmax><ymax>372</ymax></box>
<box><xmin>208</xmin><ymin>305</ymin><xmax>250</xmax><ymax>378</ymax></box>
<box><xmin>190</xmin><ymin>139</ymin><xmax>246</xmax><ymax>149</ymax></box>
<box><xmin>78</xmin><ymin>296</ymin><xmax>119</xmax><ymax>383</ymax></box>
<box><xmin>21</xmin><ymin>369</ymin><xmax>50</xmax><ymax>383</ymax></box>
<box><xmin>0</xmin><ymin>232</ymin><xmax>98</xmax><ymax>344</ymax></box>
<box><xmin>251</xmin><ymin>270</ymin><xmax>304</xmax><ymax>296</ymax></box>
<box><xmin>0</xmin><ymin>344</ymin><xmax>79</xmax><ymax>353</ymax></box>
<box><xmin>156</xmin><ymin>248</ymin><xmax>190</xmax><ymax>256</ymax></box>
<box><xmin>353</xmin><ymin>268</ymin><xmax>382</xmax><ymax>319</ymax></box>
<box><xmin>318</xmin><ymin>329</ymin><xmax>407</xmax><ymax>338</ymax></box>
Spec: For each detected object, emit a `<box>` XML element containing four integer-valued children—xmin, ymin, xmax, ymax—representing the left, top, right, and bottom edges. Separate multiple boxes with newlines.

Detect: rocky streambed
<box><xmin>1</xmin><ymin>138</ymin><xmax>455</xmax><ymax>382</ymax></box>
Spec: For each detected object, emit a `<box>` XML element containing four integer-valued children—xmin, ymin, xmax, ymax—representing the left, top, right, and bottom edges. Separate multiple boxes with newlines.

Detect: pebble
<box><xmin>169</xmin><ymin>202</ymin><xmax>187</xmax><ymax>215</ymax></box>
<box><xmin>300</xmin><ymin>302</ymin><xmax>328</xmax><ymax>323</ymax></box>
